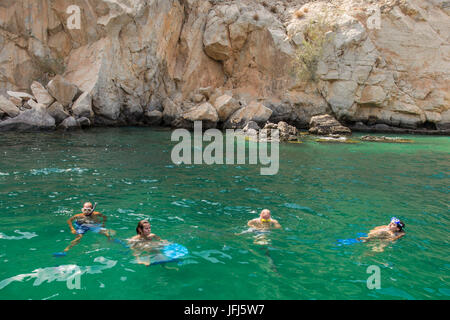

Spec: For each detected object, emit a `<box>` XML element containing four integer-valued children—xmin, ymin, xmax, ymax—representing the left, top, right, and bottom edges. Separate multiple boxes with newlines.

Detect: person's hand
<box><xmin>71</xmin><ymin>229</ymin><xmax>77</xmax><ymax>235</ymax></box>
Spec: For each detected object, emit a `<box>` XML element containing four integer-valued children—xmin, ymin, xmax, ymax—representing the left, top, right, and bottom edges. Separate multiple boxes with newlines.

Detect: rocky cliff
<box><xmin>0</xmin><ymin>0</ymin><xmax>449</xmax><ymax>132</ymax></box>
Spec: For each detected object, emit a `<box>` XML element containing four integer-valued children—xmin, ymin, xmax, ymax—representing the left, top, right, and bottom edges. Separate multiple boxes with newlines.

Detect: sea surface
<box><xmin>0</xmin><ymin>128</ymin><xmax>448</xmax><ymax>299</ymax></box>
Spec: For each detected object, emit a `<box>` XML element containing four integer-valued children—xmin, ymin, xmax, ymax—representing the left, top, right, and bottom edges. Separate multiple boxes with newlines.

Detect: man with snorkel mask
<box><xmin>64</xmin><ymin>202</ymin><xmax>115</xmax><ymax>252</ymax></box>
<box><xmin>248</xmin><ymin>209</ymin><xmax>282</xmax><ymax>231</ymax></box>
<box><xmin>358</xmin><ymin>217</ymin><xmax>406</xmax><ymax>243</ymax></box>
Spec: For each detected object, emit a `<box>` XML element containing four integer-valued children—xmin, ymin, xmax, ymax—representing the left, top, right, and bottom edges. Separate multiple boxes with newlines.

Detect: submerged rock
<box><xmin>315</xmin><ymin>136</ymin><xmax>359</xmax><ymax>144</ymax></box>
<box><xmin>360</xmin><ymin>136</ymin><xmax>414</xmax><ymax>143</ymax></box>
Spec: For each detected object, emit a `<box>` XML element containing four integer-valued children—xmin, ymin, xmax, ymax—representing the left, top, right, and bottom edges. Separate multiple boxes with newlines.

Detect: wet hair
<box><xmin>396</xmin><ymin>220</ymin><xmax>405</xmax><ymax>231</ymax></box>
<box><xmin>136</xmin><ymin>220</ymin><xmax>150</xmax><ymax>235</ymax></box>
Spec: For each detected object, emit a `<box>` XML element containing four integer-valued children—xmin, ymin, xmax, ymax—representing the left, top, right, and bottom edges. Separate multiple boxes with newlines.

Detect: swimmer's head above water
<box><xmin>82</xmin><ymin>202</ymin><xmax>94</xmax><ymax>215</ymax></box>
<box><xmin>388</xmin><ymin>217</ymin><xmax>405</xmax><ymax>232</ymax></box>
<box><xmin>260</xmin><ymin>209</ymin><xmax>271</xmax><ymax>223</ymax></box>
<box><xmin>136</xmin><ymin>220</ymin><xmax>151</xmax><ymax>237</ymax></box>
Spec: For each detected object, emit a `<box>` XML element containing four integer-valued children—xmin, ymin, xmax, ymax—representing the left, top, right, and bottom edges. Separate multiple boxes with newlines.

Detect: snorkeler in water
<box><xmin>357</xmin><ymin>217</ymin><xmax>405</xmax><ymax>252</ymax></box>
<box><xmin>128</xmin><ymin>220</ymin><xmax>168</xmax><ymax>266</ymax></box>
<box><xmin>247</xmin><ymin>209</ymin><xmax>282</xmax><ymax>231</ymax></box>
<box><xmin>358</xmin><ymin>217</ymin><xmax>405</xmax><ymax>242</ymax></box>
<box><xmin>64</xmin><ymin>202</ymin><xmax>115</xmax><ymax>252</ymax></box>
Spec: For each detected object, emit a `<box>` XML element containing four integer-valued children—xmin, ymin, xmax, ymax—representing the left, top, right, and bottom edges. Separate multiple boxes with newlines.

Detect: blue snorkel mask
<box><xmin>390</xmin><ymin>217</ymin><xmax>405</xmax><ymax>230</ymax></box>
<box><xmin>391</xmin><ymin>217</ymin><xmax>400</xmax><ymax>224</ymax></box>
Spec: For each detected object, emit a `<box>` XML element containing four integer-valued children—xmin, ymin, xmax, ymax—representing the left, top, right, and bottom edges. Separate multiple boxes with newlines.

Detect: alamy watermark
<box><xmin>171</xmin><ymin>122</ymin><xmax>280</xmax><ymax>175</ymax></box>
<box><xmin>366</xmin><ymin>265</ymin><xmax>381</xmax><ymax>290</ymax></box>
<box><xmin>367</xmin><ymin>5</ymin><xmax>381</xmax><ymax>30</ymax></box>
<box><xmin>66</xmin><ymin>266</ymin><xmax>82</xmax><ymax>290</ymax></box>
<box><xmin>67</xmin><ymin>5</ymin><xmax>81</xmax><ymax>30</ymax></box>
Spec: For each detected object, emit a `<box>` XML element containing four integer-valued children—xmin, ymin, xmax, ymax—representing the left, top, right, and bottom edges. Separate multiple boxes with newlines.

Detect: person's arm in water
<box><xmin>247</xmin><ymin>219</ymin><xmax>259</xmax><ymax>229</ymax></box>
<box><xmin>358</xmin><ymin>225</ymin><xmax>388</xmax><ymax>242</ymax></box>
<box><xmin>271</xmin><ymin>219</ymin><xmax>282</xmax><ymax>229</ymax></box>
<box><xmin>391</xmin><ymin>232</ymin><xmax>405</xmax><ymax>241</ymax></box>
<box><xmin>67</xmin><ymin>214</ymin><xmax>82</xmax><ymax>234</ymax></box>
<box><xmin>92</xmin><ymin>211</ymin><xmax>106</xmax><ymax>227</ymax></box>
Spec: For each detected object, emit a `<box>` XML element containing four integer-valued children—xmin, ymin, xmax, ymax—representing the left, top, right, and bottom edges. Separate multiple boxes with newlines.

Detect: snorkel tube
<box><xmin>86</xmin><ymin>202</ymin><xmax>98</xmax><ymax>216</ymax></box>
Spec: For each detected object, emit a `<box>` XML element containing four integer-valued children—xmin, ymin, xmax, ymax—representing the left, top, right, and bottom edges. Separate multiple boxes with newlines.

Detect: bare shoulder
<box><xmin>271</xmin><ymin>219</ymin><xmax>282</xmax><ymax>228</ymax></box>
<box><xmin>128</xmin><ymin>235</ymin><xmax>141</xmax><ymax>242</ymax></box>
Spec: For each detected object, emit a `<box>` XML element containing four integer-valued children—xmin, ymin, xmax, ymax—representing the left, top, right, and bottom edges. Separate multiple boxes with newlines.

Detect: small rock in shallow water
<box><xmin>58</xmin><ymin>116</ymin><xmax>79</xmax><ymax>131</ymax></box>
<box><xmin>361</xmin><ymin>136</ymin><xmax>413</xmax><ymax>143</ymax></box>
<box><xmin>77</xmin><ymin>117</ymin><xmax>91</xmax><ymax>128</ymax></box>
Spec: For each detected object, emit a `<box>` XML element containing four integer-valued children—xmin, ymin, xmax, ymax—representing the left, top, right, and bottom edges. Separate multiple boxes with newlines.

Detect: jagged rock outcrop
<box><xmin>0</xmin><ymin>104</ymin><xmax>55</xmax><ymax>131</ymax></box>
<box><xmin>213</xmin><ymin>94</ymin><xmax>241</xmax><ymax>122</ymax></box>
<box><xmin>225</xmin><ymin>101</ymin><xmax>273</xmax><ymax>128</ymax></box>
<box><xmin>0</xmin><ymin>0</ymin><xmax>448</xmax><ymax>133</ymax></box>
<box><xmin>0</xmin><ymin>95</ymin><xmax>20</xmax><ymax>119</ymax></box>
<box><xmin>47</xmin><ymin>101</ymin><xmax>69</xmax><ymax>124</ymax></box>
<box><xmin>309</xmin><ymin>114</ymin><xmax>352</xmax><ymax>135</ymax></box>
<box><xmin>31</xmin><ymin>81</ymin><xmax>55</xmax><ymax>107</ymax></box>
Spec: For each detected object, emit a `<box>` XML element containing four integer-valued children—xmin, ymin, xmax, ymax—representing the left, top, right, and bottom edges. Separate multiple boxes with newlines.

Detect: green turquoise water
<box><xmin>0</xmin><ymin>128</ymin><xmax>449</xmax><ymax>300</ymax></box>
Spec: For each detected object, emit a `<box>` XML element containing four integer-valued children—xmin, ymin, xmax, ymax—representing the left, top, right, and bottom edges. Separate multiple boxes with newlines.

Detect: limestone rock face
<box><xmin>0</xmin><ymin>104</ymin><xmax>55</xmax><ymax>131</ymax></box>
<box><xmin>309</xmin><ymin>114</ymin><xmax>352</xmax><ymax>136</ymax></box>
<box><xmin>31</xmin><ymin>82</ymin><xmax>55</xmax><ymax>107</ymax></box>
<box><xmin>162</xmin><ymin>98</ymin><xmax>183</xmax><ymax>126</ymax></box>
<box><xmin>0</xmin><ymin>0</ymin><xmax>447</xmax><ymax>131</ymax></box>
<box><xmin>213</xmin><ymin>95</ymin><xmax>241</xmax><ymax>122</ymax></box>
<box><xmin>144</xmin><ymin>110</ymin><xmax>163</xmax><ymax>126</ymax></box>
<box><xmin>47</xmin><ymin>76</ymin><xmax>79</xmax><ymax>108</ymax></box>
<box><xmin>287</xmin><ymin>0</ymin><xmax>450</xmax><ymax>129</ymax></box>
<box><xmin>71</xmin><ymin>92</ymin><xmax>94</xmax><ymax>119</ymax></box>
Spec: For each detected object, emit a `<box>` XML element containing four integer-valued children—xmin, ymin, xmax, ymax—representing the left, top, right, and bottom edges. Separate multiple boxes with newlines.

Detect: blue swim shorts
<box><xmin>73</xmin><ymin>222</ymin><xmax>105</xmax><ymax>235</ymax></box>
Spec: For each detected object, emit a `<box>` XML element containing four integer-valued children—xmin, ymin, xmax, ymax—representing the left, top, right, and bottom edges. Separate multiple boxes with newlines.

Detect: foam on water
<box><xmin>0</xmin><ymin>230</ymin><xmax>38</xmax><ymax>240</ymax></box>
